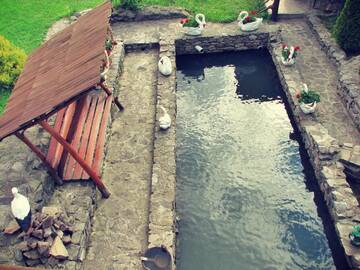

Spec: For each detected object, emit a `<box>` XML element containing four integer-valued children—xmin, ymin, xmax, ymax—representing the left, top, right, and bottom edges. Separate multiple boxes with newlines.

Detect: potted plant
<box><xmin>281</xmin><ymin>45</ymin><xmax>300</xmax><ymax>66</ymax></box>
<box><xmin>295</xmin><ymin>83</ymin><xmax>320</xmax><ymax>114</ymax></box>
<box><xmin>238</xmin><ymin>11</ymin><xmax>263</xmax><ymax>32</ymax></box>
<box><xmin>179</xmin><ymin>14</ymin><xmax>206</xmax><ymax>36</ymax></box>
<box><xmin>349</xmin><ymin>225</ymin><xmax>360</xmax><ymax>247</ymax></box>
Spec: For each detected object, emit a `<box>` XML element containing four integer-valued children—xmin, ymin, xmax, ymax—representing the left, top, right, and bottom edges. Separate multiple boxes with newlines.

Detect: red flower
<box><xmin>295</xmin><ymin>89</ymin><xmax>301</xmax><ymax>98</ymax></box>
<box><xmin>282</xmin><ymin>44</ymin><xmax>287</xmax><ymax>49</ymax></box>
<box><xmin>245</xmin><ymin>16</ymin><xmax>251</xmax><ymax>22</ymax></box>
<box><xmin>250</xmin><ymin>10</ymin><xmax>257</xmax><ymax>15</ymax></box>
<box><xmin>180</xmin><ymin>18</ymin><xmax>189</xmax><ymax>25</ymax></box>
<box><xmin>294</xmin><ymin>46</ymin><xmax>300</xmax><ymax>51</ymax></box>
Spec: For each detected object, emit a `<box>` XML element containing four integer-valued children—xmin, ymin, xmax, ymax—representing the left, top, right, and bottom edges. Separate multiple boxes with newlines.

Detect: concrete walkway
<box><xmin>83</xmin><ymin>50</ymin><xmax>158</xmax><ymax>270</ymax></box>
<box><xmin>279</xmin><ymin>19</ymin><xmax>360</xmax><ymax>145</ymax></box>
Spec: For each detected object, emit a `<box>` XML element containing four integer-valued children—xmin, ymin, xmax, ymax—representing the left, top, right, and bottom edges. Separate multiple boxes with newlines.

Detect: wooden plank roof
<box><xmin>0</xmin><ymin>1</ymin><xmax>112</xmax><ymax>141</ymax></box>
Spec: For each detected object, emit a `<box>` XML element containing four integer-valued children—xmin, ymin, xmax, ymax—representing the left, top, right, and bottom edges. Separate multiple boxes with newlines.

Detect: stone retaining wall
<box><xmin>306</xmin><ymin>13</ymin><xmax>360</xmax><ymax>131</ymax></box>
<box><xmin>268</xmin><ymin>34</ymin><xmax>360</xmax><ymax>268</ymax></box>
<box><xmin>111</xmin><ymin>6</ymin><xmax>189</xmax><ymax>23</ymax></box>
<box><xmin>175</xmin><ymin>32</ymin><xmax>269</xmax><ymax>55</ymax></box>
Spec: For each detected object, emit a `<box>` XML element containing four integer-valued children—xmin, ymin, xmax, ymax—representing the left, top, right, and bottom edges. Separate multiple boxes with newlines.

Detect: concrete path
<box><xmin>83</xmin><ymin>50</ymin><xmax>158</xmax><ymax>270</ymax></box>
<box><xmin>279</xmin><ymin>0</ymin><xmax>310</xmax><ymax>14</ymax></box>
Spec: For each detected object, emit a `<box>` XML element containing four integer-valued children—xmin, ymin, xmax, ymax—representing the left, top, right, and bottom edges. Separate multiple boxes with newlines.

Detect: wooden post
<box><xmin>99</xmin><ymin>82</ymin><xmax>124</xmax><ymax>111</ymax></box>
<box><xmin>15</xmin><ymin>131</ymin><xmax>63</xmax><ymax>185</ymax></box>
<box><xmin>271</xmin><ymin>0</ymin><xmax>280</xmax><ymax>21</ymax></box>
<box><xmin>39</xmin><ymin>121</ymin><xmax>111</xmax><ymax>198</ymax></box>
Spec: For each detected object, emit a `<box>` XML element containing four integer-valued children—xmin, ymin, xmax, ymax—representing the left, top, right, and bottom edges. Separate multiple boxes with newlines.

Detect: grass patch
<box><xmin>141</xmin><ymin>0</ymin><xmax>264</xmax><ymax>22</ymax></box>
<box><xmin>0</xmin><ymin>0</ymin><xmax>104</xmax><ymax>54</ymax></box>
<box><xmin>0</xmin><ymin>89</ymin><xmax>11</xmax><ymax>114</ymax></box>
<box><xmin>318</xmin><ymin>15</ymin><xmax>338</xmax><ymax>31</ymax></box>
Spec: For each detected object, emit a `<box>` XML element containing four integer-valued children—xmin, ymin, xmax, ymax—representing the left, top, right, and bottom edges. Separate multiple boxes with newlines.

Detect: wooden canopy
<box><xmin>0</xmin><ymin>1</ymin><xmax>112</xmax><ymax>141</ymax></box>
<box><xmin>0</xmin><ymin>2</ymin><xmax>117</xmax><ymax>198</ymax></box>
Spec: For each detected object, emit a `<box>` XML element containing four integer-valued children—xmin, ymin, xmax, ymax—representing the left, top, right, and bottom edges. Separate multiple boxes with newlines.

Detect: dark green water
<box><xmin>175</xmin><ymin>50</ymin><xmax>347</xmax><ymax>270</ymax></box>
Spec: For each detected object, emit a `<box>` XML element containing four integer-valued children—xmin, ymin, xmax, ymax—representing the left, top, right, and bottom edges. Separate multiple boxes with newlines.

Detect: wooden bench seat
<box><xmin>46</xmin><ymin>89</ymin><xmax>112</xmax><ymax>181</ymax></box>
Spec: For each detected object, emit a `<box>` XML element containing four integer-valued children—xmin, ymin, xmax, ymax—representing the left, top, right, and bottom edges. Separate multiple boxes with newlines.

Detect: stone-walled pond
<box><xmin>175</xmin><ymin>50</ymin><xmax>348</xmax><ymax>269</ymax></box>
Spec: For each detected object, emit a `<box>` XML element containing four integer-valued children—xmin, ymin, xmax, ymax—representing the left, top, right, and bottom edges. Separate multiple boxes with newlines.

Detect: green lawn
<box><xmin>0</xmin><ymin>0</ymin><xmax>104</xmax><ymax>54</ymax></box>
<box><xmin>0</xmin><ymin>0</ymin><xmax>262</xmax><ymax>114</ymax></box>
<box><xmin>141</xmin><ymin>0</ymin><xmax>264</xmax><ymax>23</ymax></box>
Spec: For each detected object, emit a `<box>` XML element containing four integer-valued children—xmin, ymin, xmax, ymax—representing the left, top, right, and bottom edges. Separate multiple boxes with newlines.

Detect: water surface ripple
<box><xmin>176</xmin><ymin>51</ymin><xmax>340</xmax><ymax>270</ymax></box>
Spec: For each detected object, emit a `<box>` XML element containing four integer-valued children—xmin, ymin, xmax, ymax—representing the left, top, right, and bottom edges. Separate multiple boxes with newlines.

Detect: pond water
<box><xmin>175</xmin><ymin>50</ymin><xmax>347</xmax><ymax>270</ymax></box>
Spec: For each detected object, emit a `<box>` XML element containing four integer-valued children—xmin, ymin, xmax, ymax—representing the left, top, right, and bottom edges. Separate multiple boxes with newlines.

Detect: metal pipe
<box><xmin>195</xmin><ymin>45</ymin><xmax>204</xmax><ymax>53</ymax></box>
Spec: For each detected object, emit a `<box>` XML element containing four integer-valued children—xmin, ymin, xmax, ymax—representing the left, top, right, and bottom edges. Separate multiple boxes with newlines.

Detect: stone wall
<box><xmin>175</xmin><ymin>32</ymin><xmax>269</xmax><ymax>55</ymax></box>
<box><xmin>268</xmin><ymin>34</ymin><xmax>360</xmax><ymax>268</ymax></box>
<box><xmin>306</xmin><ymin>13</ymin><xmax>360</xmax><ymax>131</ymax></box>
<box><xmin>111</xmin><ymin>6</ymin><xmax>189</xmax><ymax>23</ymax></box>
<box><xmin>147</xmin><ymin>37</ymin><xmax>177</xmax><ymax>268</ymax></box>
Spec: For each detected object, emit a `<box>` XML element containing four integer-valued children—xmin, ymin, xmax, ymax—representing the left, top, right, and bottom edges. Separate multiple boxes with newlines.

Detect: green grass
<box><xmin>318</xmin><ymin>15</ymin><xmax>338</xmax><ymax>32</ymax></box>
<box><xmin>0</xmin><ymin>89</ymin><xmax>11</xmax><ymax>114</ymax></box>
<box><xmin>0</xmin><ymin>0</ymin><xmax>104</xmax><ymax>54</ymax></box>
<box><xmin>141</xmin><ymin>0</ymin><xmax>264</xmax><ymax>23</ymax></box>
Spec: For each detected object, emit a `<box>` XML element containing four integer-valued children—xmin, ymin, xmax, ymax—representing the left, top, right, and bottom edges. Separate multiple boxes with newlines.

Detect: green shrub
<box><xmin>121</xmin><ymin>0</ymin><xmax>142</xmax><ymax>11</ymax></box>
<box><xmin>299</xmin><ymin>90</ymin><xmax>321</xmax><ymax>104</ymax></box>
<box><xmin>0</xmin><ymin>35</ymin><xmax>26</xmax><ymax>89</ymax></box>
<box><xmin>333</xmin><ymin>0</ymin><xmax>360</xmax><ymax>53</ymax></box>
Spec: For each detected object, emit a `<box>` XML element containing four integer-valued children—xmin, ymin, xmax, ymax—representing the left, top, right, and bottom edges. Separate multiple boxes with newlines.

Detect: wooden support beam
<box><xmin>39</xmin><ymin>121</ymin><xmax>111</xmax><ymax>198</ymax></box>
<box><xmin>0</xmin><ymin>264</ymin><xmax>41</xmax><ymax>270</ymax></box>
<box><xmin>271</xmin><ymin>0</ymin><xmax>280</xmax><ymax>21</ymax></box>
<box><xmin>15</xmin><ymin>131</ymin><xmax>63</xmax><ymax>185</ymax></box>
<box><xmin>99</xmin><ymin>82</ymin><xmax>124</xmax><ymax>111</ymax></box>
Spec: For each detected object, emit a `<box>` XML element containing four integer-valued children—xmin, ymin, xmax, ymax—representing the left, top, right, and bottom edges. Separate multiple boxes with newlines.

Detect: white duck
<box><xmin>158</xmin><ymin>56</ymin><xmax>172</xmax><ymax>76</ymax></box>
<box><xmin>299</xmin><ymin>83</ymin><xmax>317</xmax><ymax>114</ymax></box>
<box><xmin>183</xmin><ymin>14</ymin><xmax>206</xmax><ymax>36</ymax></box>
<box><xmin>11</xmin><ymin>187</ymin><xmax>32</xmax><ymax>232</ymax></box>
<box><xmin>159</xmin><ymin>106</ymin><xmax>171</xmax><ymax>130</ymax></box>
<box><xmin>238</xmin><ymin>11</ymin><xmax>263</xmax><ymax>32</ymax></box>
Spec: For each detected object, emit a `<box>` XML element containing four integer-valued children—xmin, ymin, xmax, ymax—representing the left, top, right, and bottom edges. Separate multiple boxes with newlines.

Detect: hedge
<box><xmin>333</xmin><ymin>0</ymin><xmax>360</xmax><ymax>53</ymax></box>
<box><xmin>0</xmin><ymin>35</ymin><xmax>26</xmax><ymax>89</ymax></box>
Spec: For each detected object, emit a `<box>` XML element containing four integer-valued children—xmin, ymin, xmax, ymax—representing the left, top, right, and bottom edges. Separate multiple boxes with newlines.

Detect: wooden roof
<box><xmin>0</xmin><ymin>1</ymin><xmax>111</xmax><ymax>141</ymax></box>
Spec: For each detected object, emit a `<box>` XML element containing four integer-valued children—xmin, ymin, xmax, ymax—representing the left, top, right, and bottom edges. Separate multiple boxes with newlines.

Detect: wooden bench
<box><xmin>46</xmin><ymin>88</ymin><xmax>112</xmax><ymax>181</ymax></box>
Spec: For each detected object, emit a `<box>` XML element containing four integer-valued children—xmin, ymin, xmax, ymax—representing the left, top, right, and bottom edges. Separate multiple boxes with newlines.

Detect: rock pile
<box><xmin>16</xmin><ymin>207</ymin><xmax>73</xmax><ymax>267</ymax></box>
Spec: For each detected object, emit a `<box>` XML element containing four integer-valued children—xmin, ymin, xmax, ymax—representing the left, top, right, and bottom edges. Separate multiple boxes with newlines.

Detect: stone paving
<box><xmin>83</xmin><ymin>50</ymin><xmax>158</xmax><ymax>270</ymax></box>
<box><xmin>278</xmin><ymin>19</ymin><xmax>360</xmax><ymax>145</ymax></box>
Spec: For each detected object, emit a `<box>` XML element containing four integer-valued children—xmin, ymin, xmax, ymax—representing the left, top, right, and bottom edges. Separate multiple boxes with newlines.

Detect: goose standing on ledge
<box><xmin>11</xmin><ymin>187</ymin><xmax>32</xmax><ymax>232</ymax></box>
<box><xmin>159</xmin><ymin>106</ymin><xmax>171</xmax><ymax>130</ymax></box>
<box><xmin>183</xmin><ymin>14</ymin><xmax>206</xmax><ymax>36</ymax></box>
<box><xmin>158</xmin><ymin>56</ymin><xmax>172</xmax><ymax>76</ymax></box>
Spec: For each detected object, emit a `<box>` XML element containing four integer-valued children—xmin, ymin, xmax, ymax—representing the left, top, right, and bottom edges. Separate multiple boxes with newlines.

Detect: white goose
<box><xmin>238</xmin><ymin>11</ymin><xmax>263</xmax><ymax>32</ymax></box>
<box><xmin>159</xmin><ymin>106</ymin><xmax>171</xmax><ymax>130</ymax></box>
<box><xmin>11</xmin><ymin>187</ymin><xmax>32</xmax><ymax>232</ymax></box>
<box><xmin>158</xmin><ymin>56</ymin><xmax>172</xmax><ymax>76</ymax></box>
<box><xmin>183</xmin><ymin>14</ymin><xmax>206</xmax><ymax>36</ymax></box>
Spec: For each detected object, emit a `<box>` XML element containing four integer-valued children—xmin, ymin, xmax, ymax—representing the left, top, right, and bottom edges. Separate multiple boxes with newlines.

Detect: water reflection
<box><xmin>176</xmin><ymin>50</ymin><xmax>345</xmax><ymax>270</ymax></box>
